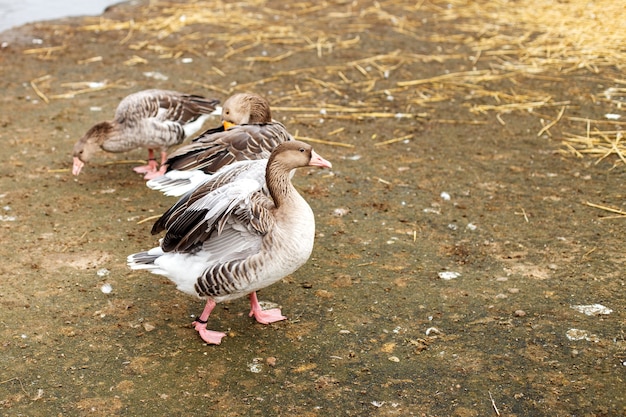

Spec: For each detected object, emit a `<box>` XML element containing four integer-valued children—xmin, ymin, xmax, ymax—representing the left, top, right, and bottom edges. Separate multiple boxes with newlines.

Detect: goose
<box><xmin>128</xmin><ymin>140</ymin><xmax>332</xmax><ymax>344</ymax></box>
<box><xmin>72</xmin><ymin>89</ymin><xmax>220</xmax><ymax>179</ymax></box>
<box><xmin>146</xmin><ymin>92</ymin><xmax>293</xmax><ymax>196</ymax></box>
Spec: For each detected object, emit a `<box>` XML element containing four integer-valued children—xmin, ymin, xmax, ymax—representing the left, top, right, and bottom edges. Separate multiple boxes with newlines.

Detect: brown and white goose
<box><xmin>72</xmin><ymin>89</ymin><xmax>220</xmax><ymax>179</ymax></box>
<box><xmin>128</xmin><ymin>141</ymin><xmax>332</xmax><ymax>345</ymax></box>
<box><xmin>146</xmin><ymin>92</ymin><xmax>293</xmax><ymax>196</ymax></box>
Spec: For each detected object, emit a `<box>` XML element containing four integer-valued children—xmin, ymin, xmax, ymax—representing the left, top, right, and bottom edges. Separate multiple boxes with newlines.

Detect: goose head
<box><xmin>72</xmin><ymin>122</ymin><xmax>113</xmax><ymax>175</ymax></box>
<box><xmin>269</xmin><ymin>140</ymin><xmax>332</xmax><ymax>172</ymax></box>
<box><xmin>221</xmin><ymin>93</ymin><xmax>272</xmax><ymax>130</ymax></box>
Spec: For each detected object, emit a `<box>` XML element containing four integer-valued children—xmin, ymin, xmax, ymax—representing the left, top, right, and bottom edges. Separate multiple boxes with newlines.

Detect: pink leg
<box><xmin>192</xmin><ymin>299</ymin><xmax>226</xmax><ymax>345</ymax></box>
<box><xmin>143</xmin><ymin>151</ymin><xmax>168</xmax><ymax>180</ymax></box>
<box><xmin>248</xmin><ymin>292</ymin><xmax>287</xmax><ymax>324</ymax></box>
<box><xmin>133</xmin><ymin>149</ymin><xmax>159</xmax><ymax>174</ymax></box>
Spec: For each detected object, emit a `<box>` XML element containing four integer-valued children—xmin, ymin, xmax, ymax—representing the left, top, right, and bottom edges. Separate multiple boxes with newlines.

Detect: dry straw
<box><xmin>26</xmin><ymin>0</ymin><xmax>626</xmax><ymax>159</ymax></box>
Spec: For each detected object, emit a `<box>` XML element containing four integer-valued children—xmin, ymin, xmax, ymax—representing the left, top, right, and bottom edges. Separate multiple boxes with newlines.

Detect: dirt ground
<box><xmin>0</xmin><ymin>1</ymin><xmax>624</xmax><ymax>416</ymax></box>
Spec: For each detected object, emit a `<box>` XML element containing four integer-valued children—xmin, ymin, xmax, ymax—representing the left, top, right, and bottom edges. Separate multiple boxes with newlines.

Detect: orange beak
<box><xmin>222</xmin><ymin>120</ymin><xmax>236</xmax><ymax>130</ymax></box>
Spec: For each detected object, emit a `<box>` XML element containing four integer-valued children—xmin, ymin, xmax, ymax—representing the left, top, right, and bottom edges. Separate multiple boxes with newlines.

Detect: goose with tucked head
<box><xmin>147</xmin><ymin>92</ymin><xmax>294</xmax><ymax>197</ymax></box>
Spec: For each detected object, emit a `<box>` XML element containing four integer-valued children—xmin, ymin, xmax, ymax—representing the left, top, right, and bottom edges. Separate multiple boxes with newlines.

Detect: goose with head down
<box><xmin>72</xmin><ymin>89</ymin><xmax>220</xmax><ymax>179</ymax></box>
<box><xmin>147</xmin><ymin>92</ymin><xmax>293</xmax><ymax>196</ymax></box>
<box><xmin>128</xmin><ymin>141</ymin><xmax>332</xmax><ymax>345</ymax></box>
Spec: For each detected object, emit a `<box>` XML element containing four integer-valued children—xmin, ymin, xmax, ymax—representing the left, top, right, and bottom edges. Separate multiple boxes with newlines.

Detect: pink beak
<box><xmin>72</xmin><ymin>157</ymin><xmax>85</xmax><ymax>176</ymax></box>
<box><xmin>309</xmin><ymin>150</ymin><xmax>332</xmax><ymax>169</ymax></box>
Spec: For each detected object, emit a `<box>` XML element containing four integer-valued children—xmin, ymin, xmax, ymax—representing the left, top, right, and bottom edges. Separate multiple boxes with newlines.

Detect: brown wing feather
<box><xmin>114</xmin><ymin>90</ymin><xmax>219</xmax><ymax>125</ymax></box>
<box><xmin>165</xmin><ymin>122</ymin><xmax>292</xmax><ymax>173</ymax></box>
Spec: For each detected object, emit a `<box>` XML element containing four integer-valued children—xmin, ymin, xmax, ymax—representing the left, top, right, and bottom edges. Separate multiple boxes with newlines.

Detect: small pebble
<box><xmin>438</xmin><ymin>271</ymin><xmax>460</xmax><ymax>280</ymax></box>
<box><xmin>566</xmin><ymin>329</ymin><xmax>587</xmax><ymax>341</ymax></box>
<box><xmin>314</xmin><ymin>289</ymin><xmax>333</xmax><ymax>298</ymax></box>
<box><xmin>565</xmin><ymin>328</ymin><xmax>599</xmax><ymax>342</ymax></box>
<box><xmin>247</xmin><ymin>358</ymin><xmax>263</xmax><ymax>373</ymax></box>
<box><xmin>425</xmin><ymin>327</ymin><xmax>441</xmax><ymax>336</ymax></box>
<box><xmin>388</xmin><ymin>356</ymin><xmax>400</xmax><ymax>362</ymax></box>
<box><xmin>332</xmin><ymin>207</ymin><xmax>350</xmax><ymax>217</ymax></box>
<box><xmin>100</xmin><ymin>283</ymin><xmax>113</xmax><ymax>294</ymax></box>
<box><xmin>143</xmin><ymin>71</ymin><xmax>169</xmax><ymax>81</ymax></box>
<box><xmin>96</xmin><ymin>268</ymin><xmax>110</xmax><ymax>277</ymax></box>
<box><xmin>570</xmin><ymin>304</ymin><xmax>612</xmax><ymax>316</ymax></box>
<box><xmin>514</xmin><ymin>310</ymin><xmax>526</xmax><ymax>317</ymax></box>
<box><xmin>266</xmin><ymin>357</ymin><xmax>277</xmax><ymax>367</ymax></box>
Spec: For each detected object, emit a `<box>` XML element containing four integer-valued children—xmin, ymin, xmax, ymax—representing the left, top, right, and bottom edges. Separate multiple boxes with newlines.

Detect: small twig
<box><xmin>77</xmin><ymin>56</ymin><xmax>103</xmax><ymax>65</ymax></box>
<box><xmin>328</xmin><ymin>127</ymin><xmax>345</xmax><ymax>136</ymax></box>
<box><xmin>374</xmin><ymin>134</ymin><xmax>413</xmax><ymax>146</ymax></box>
<box><xmin>211</xmin><ymin>66</ymin><xmax>225</xmax><ymax>77</ymax></box>
<box><xmin>102</xmin><ymin>160</ymin><xmax>147</xmax><ymax>166</ymax></box>
<box><xmin>23</xmin><ymin>45</ymin><xmax>66</xmax><ymax>55</ymax></box>
<box><xmin>0</xmin><ymin>377</ymin><xmax>28</xmax><ymax>395</ymax></box>
<box><xmin>30</xmin><ymin>76</ymin><xmax>51</xmax><ymax>104</ymax></box>
<box><xmin>537</xmin><ymin>105</ymin><xmax>566</xmax><ymax>137</ymax></box>
<box><xmin>137</xmin><ymin>215</ymin><xmax>162</xmax><ymax>225</ymax></box>
<box><xmin>432</xmin><ymin>119</ymin><xmax>488</xmax><ymax>125</ymax></box>
<box><xmin>585</xmin><ymin>201</ymin><xmax>626</xmax><ymax>217</ymax></box>
<box><xmin>596</xmin><ymin>214</ymin><xmax>626</xmax><ymax>220</ymax></box>
<box><xmin>119</xmin><ymin>19</ymin><xmax>135</xmax><ymax>45</ymax></box>
<box><xmin>609</xmin><ymin>132</ymin><xmax>626</xmax><ymax>165</ymax></box>
<box><xmin>561</xmin><ymin>142</ymin><xmax>583</xmax><ymax>158</ymax></box>
<box><xmin>398</xmin><ymin>69</ymin><xmax>491</xmax><ymax>87</ymax></box>
<box><xmin>515</xmin><ymin>207</ymin><xmax>530</xmax><ymax>222</ymax></box>
<box><xmin>582</xmin><ymin>247</ymin><xmax>597</xmax><ymax>260</ymax></box>
<box><xmin>488</xmin><ymin>391</ymin><xmax>500</xmax><ymax>416</ymax></box>
<box><xmin>294</xmin><ymin>135</ymin><xmax>354</xmax><ymax>148</ymax></box>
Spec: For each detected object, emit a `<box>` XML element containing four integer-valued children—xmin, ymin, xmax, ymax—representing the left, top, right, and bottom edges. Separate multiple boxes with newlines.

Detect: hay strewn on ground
<box><xmin>29</xmin><ymin>0</ymin><xmax>626</xmax><ymax>164</ymax></box>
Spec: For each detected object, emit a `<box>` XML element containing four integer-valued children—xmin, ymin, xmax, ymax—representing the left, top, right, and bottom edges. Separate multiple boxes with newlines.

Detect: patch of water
<box><xmin>0</xmin><ymin>0</ymin><xmax>122</xmax><ymax>32</ymax></box>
